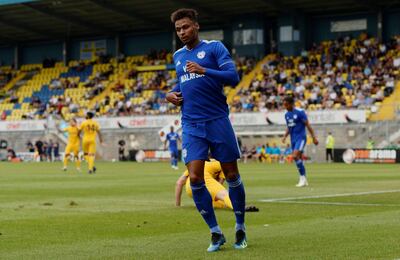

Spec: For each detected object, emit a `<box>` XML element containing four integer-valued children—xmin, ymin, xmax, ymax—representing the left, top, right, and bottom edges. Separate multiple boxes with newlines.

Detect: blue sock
<box><xmin>191</xmin><ymin>182</ymin><xmax>221</xmax><ymax>233</ymax></box>
<box><xmin>174</xmin><ymin>158</ymin><xmax>178</xmax><ymax>166</ymax></box>
<box><xmin>227</xmin><ymin>175</ymin><xmax>246</xmax><ymax>231</ymax></box>
<box><xmin>295</xmin><ymin>159</ymin><xmax>306</xmax><ymax>176</ymax></box>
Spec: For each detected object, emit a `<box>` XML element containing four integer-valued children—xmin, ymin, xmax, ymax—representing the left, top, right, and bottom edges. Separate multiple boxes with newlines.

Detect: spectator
<box><xmin>26</xmin><ymin>141</ymin><xmax>35</xmax><ymax>153</ymax></box>
<box><xmin>53</xmin><ymin>142</ymin><xmax>60</xmax><ymax>161</ymax></box>
<box><xmin>325</xmin><ymin>132</ymin><xmax>335</xmax><ymax>162</ymax></box>
<box><xmin>366</xmin><ymin>137</ymin><xmax>375</xmax><ymax>149</ymax></box>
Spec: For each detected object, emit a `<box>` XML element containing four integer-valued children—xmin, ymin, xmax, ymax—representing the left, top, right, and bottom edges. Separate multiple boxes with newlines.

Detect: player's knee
<box><xmin>189</xmin><ymin>173</ymin><xmax>204</xmax><ymax>184</ymax></box>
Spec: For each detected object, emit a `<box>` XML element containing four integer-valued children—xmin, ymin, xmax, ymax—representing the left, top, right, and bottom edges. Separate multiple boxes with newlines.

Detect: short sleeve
<box><xmin>214</xmin><ymin>41</ymin><xmax>234</xmax><ymax>68</ymax></box>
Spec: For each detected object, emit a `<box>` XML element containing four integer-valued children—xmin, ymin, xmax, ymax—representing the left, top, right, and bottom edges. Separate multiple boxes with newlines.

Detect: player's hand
<box><xmin>281</xmin><ymin>137</ymin><xmax>286</xmax><ymax>144</ymax></box>
<box><xmin>313</xmin><ymin>137</ymin><xmax>319</xmax><ymax>145</ymax></box>
<box><xmin>166</xmin><ymin>92</ymin><xmax>183</xmax><ymax>106</ymax></box>
<box><xmin>186</xmin><ymin>61</ymin><xmax>206</xmax><ymax>74</ymax></box>
<box><xmin>100</xmin><ymin>142</ymin><xmax>107</xmax><ymax>147</ymax></box>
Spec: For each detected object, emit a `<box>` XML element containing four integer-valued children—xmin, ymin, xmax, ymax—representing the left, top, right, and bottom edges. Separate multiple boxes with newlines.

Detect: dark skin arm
<box><xmin>305</xmin><ymin>120</ymin><xmax>319</xmax><ymax>145</ymax></box>
<box><xmin>166</xmin><ymin>92</ymin><xmax>183</xmax><ymax>106</ymax></box>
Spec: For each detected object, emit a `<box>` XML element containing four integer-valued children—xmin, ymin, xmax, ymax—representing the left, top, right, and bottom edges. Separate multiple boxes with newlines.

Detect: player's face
<box><xmin>283</xmin><ymin>101</ymin><xmax>293</xmax><ymax>111</ymax></box>
<box><xmin>70</xmin><ymin>120</ymin><xmax>76</xmax><ymax>126</ymax></box>
<box><xmin>175</xmin><ymin>18</ymin><xmax>199</xmax><ymax>45</ymax></box>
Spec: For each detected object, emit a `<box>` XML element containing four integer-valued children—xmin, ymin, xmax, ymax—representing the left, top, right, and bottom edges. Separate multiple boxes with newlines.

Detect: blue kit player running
<box><xmin>167</xmin><ymin>8</ymin><xmax>247</xmax><ymax>252</ymax></box>
<box><xmin>282</xmin><ymin>96</ymin><xmax>319</xmax><ymax>187</ymax></box>
<box><xmin>165</xmin><ymin>126</ymin><xmax>180</xmax><ymax>170</ymax></box>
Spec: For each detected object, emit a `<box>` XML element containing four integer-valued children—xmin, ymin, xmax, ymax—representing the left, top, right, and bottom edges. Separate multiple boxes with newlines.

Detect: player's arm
<box><xmin>175</xmin><ymin>174</ymin><xmax>188</xmax><ymax>206</ymax></box>
<box><xmin>186</xmin><ymin>61</ymin><xmax>239</xmax><ymax>86</ymax></box>
<box><xmin>301</xmin><ymin>110</ymin><xmax>318</xmax><ymax>145</ymax></box>
<box><xmin>166</xmin><ymin>83</ymin><xmax>183</xmax><ymax>106</ymax></box>
<box><xmin>305</xmin><ymin>120</ymin><xmax>319</xmax><ymax>145</ymax></box>
<box><xmin>282</xmin><ymin>128</ymin><xmax>289</xmax><ymax>143</ymax></box>
<box><xmin>164</xmin><ymin>138</ymin><xmax>168</xmax><ymax>150</ymax></box>
<box><xmin>186</xmin><ymin>42</ymin><xmax>239</xmax><ymax>86</ymax></box>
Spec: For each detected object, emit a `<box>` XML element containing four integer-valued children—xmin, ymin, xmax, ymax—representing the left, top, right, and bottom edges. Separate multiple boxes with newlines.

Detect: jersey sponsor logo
<box><xmin>176</xmin><ymin>60</ymin><xmax>181</xmax><ymax>66</ymax></box>
<box><xmin>287</xmin><ymin>119</ymin><xmax>296</xmax><ymax>127</ymax></box>
<box><xmin>183</xmin><ymin>65</ymin><xmax>187</xmax><ymax>72</ymax></box>
<box><xmin>197</xmin><ymin>51</ymin><xmax>206</xmax><ymax>59</ymax></box>
<box><xmin>180</xmin><ymin>73</ymin><xmax>205</xmax><ymax>83</ymax></box>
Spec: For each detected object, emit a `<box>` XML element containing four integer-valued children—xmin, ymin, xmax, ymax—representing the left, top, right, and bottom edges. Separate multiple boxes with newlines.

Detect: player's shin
<box><xmin>75</xmin><ymin>157</ymin><xmax>81</xmax><ymax>169</ymax></box>
<box><xmin>295</xmin><ymin>159</ymin><xmax>306</xmax><ymax>176</ymax></box>
<box><xmin>227</xmin><ymin>175</ymin><xmax>246</xmax><ymax>231</ymax></box>
<box><xmin>191</xmin><ymin>182</ymin><xmax>221</xmax><ymax>234</ymax></box>
<box><xmin>63</xmin><ymin>156</ymin><xmax>68</xmax><ymax>168</ymax></box>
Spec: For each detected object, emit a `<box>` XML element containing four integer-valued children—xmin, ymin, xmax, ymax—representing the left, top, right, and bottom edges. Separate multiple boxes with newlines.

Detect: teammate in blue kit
<box><xmin>165</xmin><ymin>126</ymin><xmax>180</xmax><ymax>170</ymax></box>
<box><xmin>282</xmin><ymin>96</ymin><xmax>319</xmax><ymax>187</ymax></box>
<box><xmin>166</xmin><ymin>8</ymin><xmax>247</xmax><ymax>252</ymax></box>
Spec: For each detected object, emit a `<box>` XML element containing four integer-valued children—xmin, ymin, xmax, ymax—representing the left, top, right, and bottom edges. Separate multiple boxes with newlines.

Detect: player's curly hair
<box><xmin>170</xmin><ymin>8</ymin><xmax>198</xmax><ymax>23</ymax></box>
<box><xmin>284</xmin><ymin>96</ymin><xmax>295</xmax><ymax>104</ymax></box>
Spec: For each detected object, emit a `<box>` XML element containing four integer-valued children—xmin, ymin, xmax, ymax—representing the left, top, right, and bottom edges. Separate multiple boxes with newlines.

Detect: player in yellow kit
<box><xmin>175</xmin><ymin>160</ymin><xmax>233</xmax><ymax>209</ymax></box>
<box><xmin>62</xmin><ymin>118</ymin><xmax>81</xmax><ymax>171</ymax></box>
<box><xmin>175</xmin><ymin>160</ymin><xmax>259</xmax><ymax>211</ymax></box>
<box><xmin>80</xmin><ymin>112</ymin><xmax>103</xmax><ymax>174</ymax></box>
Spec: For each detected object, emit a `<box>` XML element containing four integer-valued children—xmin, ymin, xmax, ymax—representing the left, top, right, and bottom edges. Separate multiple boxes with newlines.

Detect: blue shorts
<box><xmin>169</xmin><ymin>149</ymin><xmax>179</xmax><ymax>159</ymax></box>
<box><xmin>182</xmin><ymin>117</ymin><xmax>241</xmax><ymax>164</ymax></box>
<box><xmin>291</xmin><ymin>137</ymin><xmax>306</xmax><ymax>152</ymax></box>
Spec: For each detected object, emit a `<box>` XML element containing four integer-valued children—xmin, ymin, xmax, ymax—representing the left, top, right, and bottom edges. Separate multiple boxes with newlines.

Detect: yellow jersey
<box><xmin>64</xmin><ymin>126</ymin><xmax>80</xmax><ymax>145</ymax></box>
<box><xmin>184</xmin><ymin>161</ymin><xmax>225</xmax><ymax>180</ymax></box>
<box><xmin>80</xmin><ymin>119</ymin><xmax>100</xmax><ymax>141</ymax></box>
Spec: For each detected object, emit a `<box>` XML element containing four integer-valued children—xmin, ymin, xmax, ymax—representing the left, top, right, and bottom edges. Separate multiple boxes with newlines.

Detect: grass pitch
<box><xmin>0</xmin><ymin>162</ymin><xmax>399</xmax><ymax>259</ymax></box>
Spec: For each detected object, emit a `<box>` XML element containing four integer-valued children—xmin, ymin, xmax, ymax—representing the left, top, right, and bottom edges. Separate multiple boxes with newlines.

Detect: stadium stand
<box><xmin>0</xmin><ymin>35</ymin><xmax>399</xmax><ymax>121</ymax></box>
<box><xmin>230</xmin><ymin>34</ymin><xmax>400</xmax><ymax>116</ymax></box>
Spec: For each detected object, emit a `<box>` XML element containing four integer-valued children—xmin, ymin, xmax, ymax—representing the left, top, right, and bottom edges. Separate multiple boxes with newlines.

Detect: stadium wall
<box><xmin>122</xmin><ymin>32</ymin><xmax>172</xmax><ymax>55</ymax></box>
<box><xmin>383</xmin><ymin>10</ymin><xmax>400</xmax><ymax>40</ymax></box>
<box><xmin>21</xmin><ymin>41</ymin><xmax>63</xmax><ymax>64</ymax></box>
<box><xmin>310</xmin><ymin>13</ymin><xmax>378</xmax><ymax>44</ymax></box>
<box><xmin>1</xmin><ymin>120</ymin><xmax>397</xmax><ymax>163</ymax></box>
<box><xmin>0</xmin><ymin>46</ymin><xmax>14</xmax><ymax>66</ymax></box>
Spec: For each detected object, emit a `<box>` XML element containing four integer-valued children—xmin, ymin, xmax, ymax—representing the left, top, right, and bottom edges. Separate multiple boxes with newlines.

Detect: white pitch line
<box><xmin>266</xmin><ymin>201</ymin><xmax>400</xmax><ymax>207</ymax></box>
<box><xmin>260</xmin><ymin>189</ymin><xmax>400</xmax><ymax>202</ymax></box>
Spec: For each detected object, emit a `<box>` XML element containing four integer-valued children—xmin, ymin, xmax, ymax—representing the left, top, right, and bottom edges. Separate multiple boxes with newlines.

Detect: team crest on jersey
<box><xmin>294</xmin><ymin>114</ymin><xmax>298</xmax><ymax>119</ymax></box>
<box><xmin>197</xmin><ymin>51</ymin><xmax>206</xmax><ymax>59</ymax></box>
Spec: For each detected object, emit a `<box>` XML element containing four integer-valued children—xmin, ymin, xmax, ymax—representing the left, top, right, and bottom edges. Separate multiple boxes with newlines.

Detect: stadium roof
<box><xmin>0</xmin><ymin>0</ymin><xmax>399</xmax><ymax>45</ymax></box>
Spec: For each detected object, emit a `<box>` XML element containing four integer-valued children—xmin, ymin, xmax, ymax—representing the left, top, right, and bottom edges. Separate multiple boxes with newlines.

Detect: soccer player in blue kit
<box><xmin>164</xmin><ymin>126</ymin><xmax>180</xmax><ymax>170</ymax></box>
<box><xmin>166</xmin><ymin>8</ymin><xmax>247</xmax><ymax>252</ymax></box>
<box><xmin>282</xmin><ymin>96</ymin><xmax>319</xmax><ymax>187</ymax></box>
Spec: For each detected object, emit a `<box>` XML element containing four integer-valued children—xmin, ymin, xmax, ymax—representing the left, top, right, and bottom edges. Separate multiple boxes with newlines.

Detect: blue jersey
<box><xmin>173</xmin><ymin>40</ymin><xmax>237</xmax><ymax>123</ymax></box>
<box><xmin>285</xmin><ymin>108</ymin><xmax>308</xmax><ymax>142</ymax></box>
<box><xmin>166</xmin><ymin>132</ymin><xmax>179</xmax><ymax>150</ymax></box>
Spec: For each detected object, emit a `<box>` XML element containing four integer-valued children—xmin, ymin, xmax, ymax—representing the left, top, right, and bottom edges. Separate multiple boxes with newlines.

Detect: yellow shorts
<box><xmin>65</xmin><ymin>144</ymin><xmax>79</xmax><ymax>156</ymax></box>
<box><xmin>82</xmin><ymin>140</ymin><xmax>96</xmax><ymax>154</ymax></box>
<box><xmin>185</xmin><ymin>175</ymin><xmax>226</xmax><ymax>201</ymax></box>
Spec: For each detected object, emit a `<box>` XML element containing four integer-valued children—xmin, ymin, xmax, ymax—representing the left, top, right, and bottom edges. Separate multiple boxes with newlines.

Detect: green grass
<box><xmin>0</xmin><ymin>162</ymin><xmax>400</xmax><ymax>259</ymax></box>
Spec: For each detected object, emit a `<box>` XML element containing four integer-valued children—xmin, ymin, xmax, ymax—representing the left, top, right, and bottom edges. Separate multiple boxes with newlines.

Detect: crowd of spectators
<box><xmin>231</xmin><ymin>34</ymin><xmax>400</xmax><ymax>113</ymax></box>
<box><xmin>27</xmin><ymin>139</ymin><xmax>61</xmax><ymax>162</ymax></box>
<box><xmin>241</xmin><ymin>143</ymin><xmax>296</xmax><ymax>163</ymax></box>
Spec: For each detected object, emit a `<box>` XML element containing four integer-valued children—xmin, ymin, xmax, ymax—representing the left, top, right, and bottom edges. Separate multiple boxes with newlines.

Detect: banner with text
<box><xmin>0</xmin><ymin>110</ymin><xmax>367</xmax><ymax>132</ymax></box>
